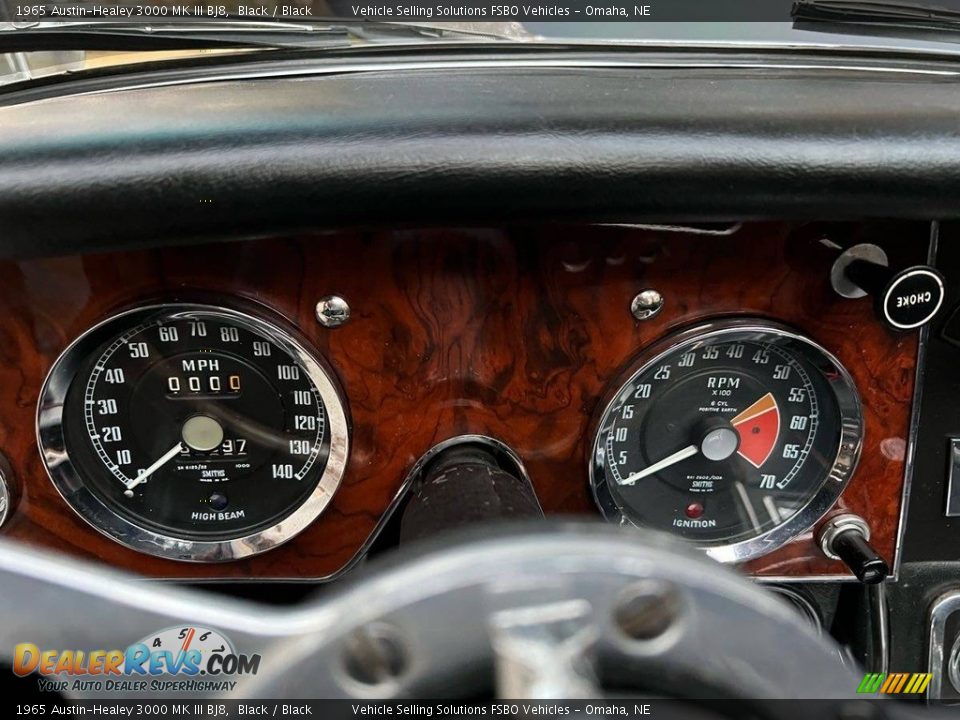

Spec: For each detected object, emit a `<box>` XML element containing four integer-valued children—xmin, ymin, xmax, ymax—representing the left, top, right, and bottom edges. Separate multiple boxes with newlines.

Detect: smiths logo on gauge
<box><xmin>37</xmin><ymin>304</ymin><xmax>349</xmax><ymax>562</ymax></box>
<box><xmin>589</xmin><ymin>320</ymin><xmax>863</xmax><ymax>563</ymax></box>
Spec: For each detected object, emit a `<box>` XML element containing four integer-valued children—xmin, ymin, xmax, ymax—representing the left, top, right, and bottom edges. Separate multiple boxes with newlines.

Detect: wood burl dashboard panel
<box><xmin>0</xmin><ymin>221</ymin><xmax>925</xmax><ymax>579</ymax></box>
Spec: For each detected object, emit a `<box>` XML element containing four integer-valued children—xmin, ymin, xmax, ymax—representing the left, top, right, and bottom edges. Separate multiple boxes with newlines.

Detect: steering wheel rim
<box><xmin>0</xmin><ymin>521</ymin><xmax>860</xmax><ymax>703</ymax></box>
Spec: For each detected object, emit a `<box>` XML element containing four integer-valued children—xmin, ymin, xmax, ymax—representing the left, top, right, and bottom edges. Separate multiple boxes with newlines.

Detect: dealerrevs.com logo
<box><xmin>13</xmin><ymin>626</ymin><xmax>260</xmax><ymax>693</ymax></box>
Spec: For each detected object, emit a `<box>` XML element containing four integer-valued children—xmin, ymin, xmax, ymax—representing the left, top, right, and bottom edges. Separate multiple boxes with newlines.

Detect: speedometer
<box><xmin>589</xmin><ymin>320</ymin><xmax>862</xmax><ymax>563</ymax></box>
<box><xmin>37</xmin><ymin>304</ymin><xmax>349</xmax><ymax>562</ymax></box>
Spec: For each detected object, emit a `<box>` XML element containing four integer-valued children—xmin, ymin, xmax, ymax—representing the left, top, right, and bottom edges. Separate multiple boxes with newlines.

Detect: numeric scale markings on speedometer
<box><xmin>38</xmin><ymin>305</ymin><xmax>351</xmax><ymax>561</ymax></box>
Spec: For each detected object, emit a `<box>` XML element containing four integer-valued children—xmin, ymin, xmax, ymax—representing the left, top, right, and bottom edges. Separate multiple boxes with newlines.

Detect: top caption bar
<box><xmin>6</xmin><ymin>1</ymin><xmax>809</xmax><ymax>23</ymax></box>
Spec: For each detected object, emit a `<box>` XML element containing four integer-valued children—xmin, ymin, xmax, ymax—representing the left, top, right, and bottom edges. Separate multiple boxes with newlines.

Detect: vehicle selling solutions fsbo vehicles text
<box><xmin>349</xmin><ymin>5</ymin><xmax>651</xmax><ymax>19</ymax></box>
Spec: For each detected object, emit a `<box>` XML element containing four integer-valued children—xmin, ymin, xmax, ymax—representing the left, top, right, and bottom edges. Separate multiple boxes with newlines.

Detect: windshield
<box><xmin>7</xmin><ymin>0</ymin><xmax>960</xmax><ymax>87</ymax></box>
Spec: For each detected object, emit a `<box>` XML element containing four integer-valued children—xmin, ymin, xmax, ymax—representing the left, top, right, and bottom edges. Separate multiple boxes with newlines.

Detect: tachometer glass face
<box><xmin>591</xmin><ymin>324</ymin><xmax>861</xmax><ymax>555</ymax></box>
<box><xmin>39</xmin><ymin>305</ymin><xmax>349</xmax><ymax>560</ymax></box>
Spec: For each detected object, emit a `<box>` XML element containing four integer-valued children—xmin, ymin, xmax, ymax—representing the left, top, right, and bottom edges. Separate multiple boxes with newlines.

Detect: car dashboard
<box><xmin>2</xmin><ymin>220</ymin><xmax>922</xmax><ymax>582</ymax></box>
<box><xmin>5</xmin><ymin>43</ymin><xmax>960</xmax><ymax>705</ymax></box>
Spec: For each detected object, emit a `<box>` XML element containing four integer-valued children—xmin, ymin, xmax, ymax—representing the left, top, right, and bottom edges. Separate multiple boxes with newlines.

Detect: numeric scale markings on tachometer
<box><xmin>591</xmin><ymin>325</ymin><xmax>861</xmax><ymax>558</ymax></box>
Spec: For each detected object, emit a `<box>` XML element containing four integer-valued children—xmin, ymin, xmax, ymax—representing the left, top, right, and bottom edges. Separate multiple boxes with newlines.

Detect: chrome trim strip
<box><xmin>24</xmin><ymin>56</ymin><xmax>960</xmax><ymax>102</ymax></box>
<box><xmin>755</xmin><ymin>574</ymin><xmax>865</xmax><ymax>584</ymax></box>
<box><xmin>892</xmin><ymin>221</ymin><xmax>939</xmax><ymax>582</ymax></box>
<box><xmin>870</xmin><ymin>581</ymin><xmax>891</xmax><ymax>674</ymax></box>
<box><xmin>36</xmin><ymin>303</ymin><xmax>350</xmax><ymax>564</ymax></box>
<box><xmin>598</xmin><ymin>222</ymin><xmax>743</xmax><ymax>236</ymax></box>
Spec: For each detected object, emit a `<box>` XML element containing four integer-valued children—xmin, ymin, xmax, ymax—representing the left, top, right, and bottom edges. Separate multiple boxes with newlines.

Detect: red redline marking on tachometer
<box><xmin>731</xmin><ymin>392</ymin><xmax>780</xmax><ymax>468</ymax></box>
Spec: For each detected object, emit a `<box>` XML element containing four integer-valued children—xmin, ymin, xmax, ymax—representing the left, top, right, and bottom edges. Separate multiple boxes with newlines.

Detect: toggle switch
<box><xmin>818</xmin><ymin>513</ymin><xmax>889</xmax><ymax>584</ymax></box>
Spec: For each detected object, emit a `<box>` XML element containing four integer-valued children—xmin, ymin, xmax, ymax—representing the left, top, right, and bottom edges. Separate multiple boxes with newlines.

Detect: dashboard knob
<box><xmin>817</xmin><ymin>513</ymin><xmax>889</xmax><ymax>584</ymax></box>
<box><xmin>831</xmin><ymin>243</ymin><xmax>944</xmax><ymax>331</ymax></box>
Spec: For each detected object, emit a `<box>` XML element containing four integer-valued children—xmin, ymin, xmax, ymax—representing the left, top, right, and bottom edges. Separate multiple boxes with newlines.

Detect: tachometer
<box><xmin>589</xmin><ymin>320</ymin><xmax>862</xmax><ymax>563</ymax></box>
<box><xmin>37</xmin><ymin>304</ymin><xmax>349</xmax><ymax>562</ymax></box>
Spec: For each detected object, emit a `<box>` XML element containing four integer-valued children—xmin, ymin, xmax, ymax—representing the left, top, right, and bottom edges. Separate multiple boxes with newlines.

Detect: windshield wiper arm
<box><xmin>792</xmin><ymin>0</ymin><xmax>960</xmax><ymax>39</ymax></box>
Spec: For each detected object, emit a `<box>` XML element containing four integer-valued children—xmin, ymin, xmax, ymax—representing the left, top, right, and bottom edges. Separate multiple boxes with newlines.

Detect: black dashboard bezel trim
<box><xmin>5</xmin><ymin>45</ymin><xmax>960</xmax><ymax>258</ymax></box>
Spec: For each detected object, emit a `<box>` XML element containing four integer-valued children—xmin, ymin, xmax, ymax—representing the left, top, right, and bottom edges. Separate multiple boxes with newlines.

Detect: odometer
<box><xmin>589</xmin><ymin>321</ymin><xmax>862</xmax><ymax>563</ymax></box>
<box><xmin>38</xmin><ymin>304</ymin><xmax>349</xmax><ymax>562</ymax></box>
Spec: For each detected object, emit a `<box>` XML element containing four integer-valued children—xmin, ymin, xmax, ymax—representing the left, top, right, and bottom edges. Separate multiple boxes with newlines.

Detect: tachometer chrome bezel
<box><xmin>37</xmin><ymin>303</ymin><xmax>350</xmax><ymax>563</ymax></box>
<box><xmin>589</xmin><ymin>318</ymin><xmax>863</xmax><ymax>565</ymax></box>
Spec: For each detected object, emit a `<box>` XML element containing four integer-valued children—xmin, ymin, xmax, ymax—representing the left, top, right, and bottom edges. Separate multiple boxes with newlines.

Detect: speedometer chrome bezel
<box><xmin>37</xmin><ymin>303</ymin><xmax>350</xmax><ymax>563</ymax></box>
<box><xmin>589</xmin><ymin>318</ymin><xmax>863</xmax><ymax>565</ymax></box>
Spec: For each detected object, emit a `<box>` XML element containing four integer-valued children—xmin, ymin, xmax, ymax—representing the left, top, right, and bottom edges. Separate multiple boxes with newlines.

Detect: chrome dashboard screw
<box><xmin>315</xmin><ymin>295</ymin><xmax>351</xmax><ymax>328</ymax></box>
<box><xmin>630</xmin><ymin>289</ymin><xmax>664</xmax><ymax>321</ymax></box>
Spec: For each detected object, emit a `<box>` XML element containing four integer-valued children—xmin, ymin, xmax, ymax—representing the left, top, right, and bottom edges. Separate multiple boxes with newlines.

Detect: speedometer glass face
<box><xmin>38</xmin><ymin>304</ymin><xmax>349</xmax><ymax>562</ymax></box>
<box><xmin>590</xmin><ymin>321</ymin><xmax>862</xmax><ymax>562</ymax></box>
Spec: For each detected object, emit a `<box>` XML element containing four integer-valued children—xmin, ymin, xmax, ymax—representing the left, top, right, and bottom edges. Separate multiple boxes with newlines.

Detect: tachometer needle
<box><xmin>619</xmin><ymin>444</ymin><xmax>699</xmax><ymax>486</ymax></box>
<box><xmin>124</xmin><ymin>442</ymin><xmax>184</xmax><ymax>494</ymax></box>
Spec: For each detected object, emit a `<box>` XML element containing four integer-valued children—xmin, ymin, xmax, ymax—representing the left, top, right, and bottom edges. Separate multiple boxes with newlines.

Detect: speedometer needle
<box><xmin>124</xmin><ymin>442</ymin><xmax>184</xmax><ymax>495</ymax></box>
<box><xmin>619</xmin><ymin>444</ymin><xmax>699</xmax><ymax>486</ymax></box>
